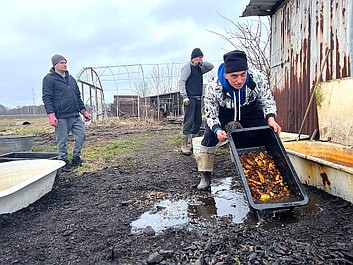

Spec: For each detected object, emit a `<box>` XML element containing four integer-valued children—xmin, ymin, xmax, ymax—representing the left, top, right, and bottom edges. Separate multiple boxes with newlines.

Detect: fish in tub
<box><xmin>0</xmin><ymin>159</ymin><xmax>65</xmax><ymax>214</ymax></box>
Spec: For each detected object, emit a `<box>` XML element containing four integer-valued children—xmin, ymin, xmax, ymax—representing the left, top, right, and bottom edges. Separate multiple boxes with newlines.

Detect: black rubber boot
<box><xmin>71</xmin><ymin>156</ymin><xmax>83</xmax><ymax>167</ymax></box>
<box><xmin>63</xmin><ymin>159</ymin><xmax>73</xmax><ymax>172</ymax></box>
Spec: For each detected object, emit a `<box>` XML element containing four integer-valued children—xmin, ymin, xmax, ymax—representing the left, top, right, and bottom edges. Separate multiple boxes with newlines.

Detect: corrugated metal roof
<box><xmin>241</xmin><ymin>0</ymin><xmax>285</xmax><ymax>17</ymax></box>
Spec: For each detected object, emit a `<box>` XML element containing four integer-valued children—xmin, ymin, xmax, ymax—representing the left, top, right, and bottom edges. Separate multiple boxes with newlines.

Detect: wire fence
<box><xmin>76</xmin><ymin>62</ymin><xmax>220</xmax><ymax>123</ymax></box>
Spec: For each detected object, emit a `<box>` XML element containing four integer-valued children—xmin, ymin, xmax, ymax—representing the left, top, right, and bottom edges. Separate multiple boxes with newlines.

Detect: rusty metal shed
<box><xmin>242</xmin><ymin>0</ymin><xmax>352</xmax><ymax>137</ymax></box>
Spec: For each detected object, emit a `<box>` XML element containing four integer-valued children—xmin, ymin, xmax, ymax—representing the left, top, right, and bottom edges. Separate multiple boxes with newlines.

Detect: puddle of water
<box><xmin>211</xmin><ymin>177</ymin><xmax>250</xmax><ymax>223</ymax></box>
<box><xmin>131</xmin><ymin>177</ymin><xmax>249</xmax><ymax>234</ymax></box>
<box><xmin>131</xmin><ymin>177</ymin><xmax>323</xmax><ymax>234</ymax></box>
<box><xmin>187</xmin><ymin>177</ymin><xmax>250</xmax><ymax>223</ymax></box>
<box><xmin>130</xmin><ymin>199</ymin><xmax>189</xmax><ymax>234</ymax></box>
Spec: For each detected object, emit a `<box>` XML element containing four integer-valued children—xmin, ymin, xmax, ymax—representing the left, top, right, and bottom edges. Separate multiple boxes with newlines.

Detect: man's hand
<box><xmin>191</xmin><ymin>60</ymin><xmax>202</xmax><ymax>66</ymax></box>
<box><xmin>183</xmin><ymin>98</ymin><xmax>190</xmax><ymax>106</ymax></box>
<box><xmin>216</xmin><ymin>130</ymin><xmax>228</xmax><ymax>142</ymax></box>
<box><xmin>48</xmin><ymin>113</ymin><xmax>58</xmax><ymax>127</ymax></box>
<box><xmin>80</xmin><ymin>110</ymin><xmax>91</xmax><ymax>122</ymax></box>
<box><xmin>267</xmin><ymin>117</ymin><xmax>281</xmax><ymax>135</ymax></box>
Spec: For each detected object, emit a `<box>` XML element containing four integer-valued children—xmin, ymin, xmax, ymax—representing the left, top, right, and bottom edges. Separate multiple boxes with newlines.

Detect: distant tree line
<box><xmin>0</xmin><ymin>104</ymin><xmax>46</xmax><ymax>115</ymax></box>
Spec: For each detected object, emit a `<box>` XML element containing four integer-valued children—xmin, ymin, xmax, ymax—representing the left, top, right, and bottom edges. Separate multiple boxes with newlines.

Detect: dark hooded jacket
<box><xmin>42</xmin><ymin>68</ymin><xmax>85</xmax><ymax>119</ymax></box>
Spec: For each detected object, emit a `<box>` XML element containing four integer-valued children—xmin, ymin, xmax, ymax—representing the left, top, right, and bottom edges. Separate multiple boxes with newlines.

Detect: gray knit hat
<box><xmin>51</xmin><ymin>54</ymin><xmax>67</xmax><ymax>66</ymax></box>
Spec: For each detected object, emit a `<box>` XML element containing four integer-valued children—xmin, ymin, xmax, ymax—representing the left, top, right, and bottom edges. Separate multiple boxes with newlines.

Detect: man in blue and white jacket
<box><xmin>195</xmin><ymin>50</ymin><xmax>281</xmax><ymax>190</ymax></box>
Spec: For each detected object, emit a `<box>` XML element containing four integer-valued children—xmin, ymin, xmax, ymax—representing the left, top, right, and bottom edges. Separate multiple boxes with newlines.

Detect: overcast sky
<box><xmin>0</xmin><ymin>0</ymin><xmax>252</xmax><ymax>108</ymax></box>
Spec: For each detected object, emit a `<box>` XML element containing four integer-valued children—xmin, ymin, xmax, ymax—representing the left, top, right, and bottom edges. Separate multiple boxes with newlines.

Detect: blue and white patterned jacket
<box><xmin>204</xmin><ymin>63</ymin><xmax>277</xmax><ymax>132</ymax></box>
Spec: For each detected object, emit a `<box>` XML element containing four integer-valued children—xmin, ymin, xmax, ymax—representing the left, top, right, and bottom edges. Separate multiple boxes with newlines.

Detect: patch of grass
<box><xmin>32</xmin><ymin>145</ymin><xmax>58</xmax><ymax>153</ymax></box>
<box><xmin>0</xmin><ymin>115</ymin><xmax>174</xmax><ymax>174</ymax></box>
<box><xmin>78</xmin><ymin>134</ymin><xmax>153</xmax><ymax>174</ymax></box>
<box><xmin>166</xmin><ymin>132</ymin><xmax>182</xmax><ymax>147</ymax></box>
<box><xmin>0</xmin><ymin>115</ymin><xmax>50</xmax><ymax>135</ymax></box>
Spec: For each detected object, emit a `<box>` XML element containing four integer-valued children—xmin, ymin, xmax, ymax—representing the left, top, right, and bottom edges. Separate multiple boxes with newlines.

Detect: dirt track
<box><xmin>0</xmin><ymin>124</ymin><xmax>352</xmax><ymax>264</ymax></box>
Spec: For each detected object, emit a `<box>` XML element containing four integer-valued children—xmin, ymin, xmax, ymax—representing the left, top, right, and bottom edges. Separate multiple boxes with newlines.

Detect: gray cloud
<box><xmin>0</xmin><ymin>0</ymin><xmax>250</xmax><ymax>108</ymax></box>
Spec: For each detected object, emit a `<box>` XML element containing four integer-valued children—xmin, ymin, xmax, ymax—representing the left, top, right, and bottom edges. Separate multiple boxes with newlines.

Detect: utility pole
<box><xmin>31</xmin><ymin>88</ymin><xmax>36</xmax><ymax>115</ymax></box>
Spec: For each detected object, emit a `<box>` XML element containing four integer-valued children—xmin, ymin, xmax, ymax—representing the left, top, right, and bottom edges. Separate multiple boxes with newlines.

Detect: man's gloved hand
<box><xmin>183</xmin><ymin>98</ymin><xmax>190</xmax><ymax>106</ymax></box>
<box><xmin>48</xmin><ymin>113</ymin><xmax>58</xmax><ymax>127</ymax></box>
<box><xmin>80</xmin><ymin>110</ymin><xmax>91</xmax><ymax>122</ymax></box>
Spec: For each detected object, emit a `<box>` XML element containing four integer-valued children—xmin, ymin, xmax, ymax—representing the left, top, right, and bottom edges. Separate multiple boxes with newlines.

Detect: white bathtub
<box><xmin>0</xmin><ymin>159</ymin><xmax>65</xmax><ymax>214</ymax></box>
<box><xmin>283</xmin><ymin>140</ymin><xmax>353</xmax><ymax>204</ymax></box>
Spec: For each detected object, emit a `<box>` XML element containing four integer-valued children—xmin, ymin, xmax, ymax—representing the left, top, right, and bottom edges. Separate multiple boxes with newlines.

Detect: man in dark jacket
<box><xmin>178</xmin><ymin>48</ymin><xmax>214</xmax><ymax>155</ymax></box>
<box><xmin>42</xmin><ymin>54</ymin><xmax>91</xmax><ymax>171</ymax></box>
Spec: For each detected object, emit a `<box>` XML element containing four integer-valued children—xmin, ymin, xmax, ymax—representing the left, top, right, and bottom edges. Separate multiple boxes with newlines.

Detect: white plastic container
<box><xmin>192</xmin><ymin>137</ymin><xmax>203</xmax><ymax>154</ymax></box>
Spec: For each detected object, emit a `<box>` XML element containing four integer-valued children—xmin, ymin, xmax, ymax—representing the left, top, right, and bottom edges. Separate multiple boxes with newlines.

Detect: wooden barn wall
<box><xmin>270</xmin><ymin>0</ymin><xmax>352</xmax><ymax>136</ymax></box>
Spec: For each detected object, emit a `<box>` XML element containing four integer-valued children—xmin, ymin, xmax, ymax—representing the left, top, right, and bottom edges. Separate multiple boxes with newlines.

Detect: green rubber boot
<box><xmin>194</xmin><ymin>146</ymin><xmax>215</xmax><ymax>190</ymax></box>
<box><xmin>181</xmin><ymin>134</ymin><xmax>191</xmax><ymax>155</ymax></box>
<box><xmin>197</xmin><ymin>172</ymin><xmax>211</xmax><ymax>190</ymax></box>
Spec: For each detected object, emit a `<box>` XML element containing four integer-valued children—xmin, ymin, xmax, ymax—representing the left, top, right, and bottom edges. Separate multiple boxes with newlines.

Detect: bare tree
<box><xmin>208</xmin><ymin>14</ymin><xmax>271</xmax><ymax>81</ymax></box>
<box><xmin>148</xmin><ymin>64</ymin><xmax>179</xmax><ymax>95</ymax></box>
<box><xmin>133</xmin><ymin>79</ymin><xmax>152</xmax><ymax>97</ymax></box>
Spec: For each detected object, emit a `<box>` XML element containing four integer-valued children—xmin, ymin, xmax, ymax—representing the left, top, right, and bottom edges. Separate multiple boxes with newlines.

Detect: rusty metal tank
<box><xmin>0</xmin><ymin>135</ymin><xmax>34</xmax><ymax>155</ymax></box>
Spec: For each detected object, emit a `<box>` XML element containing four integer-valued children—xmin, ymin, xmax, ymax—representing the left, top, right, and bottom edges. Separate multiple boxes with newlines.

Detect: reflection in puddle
<box><xmin>131</xmin><ymin>177</ymin><xmax>249</xmax><ymax>234</ymax></box>
<box><xmin>188</xmin><ymin>177</ymin><xmax>250</xmax><ymax>223</ymax></box>
<box><xmin>130</xmin><ymin>199</ymin><xmax>189</xmax><ymax>234</ymax></box>
<box><xmin>130</xmin><ymin>177</ymin><xmax>322</xmax><ymax>234</ymax></box>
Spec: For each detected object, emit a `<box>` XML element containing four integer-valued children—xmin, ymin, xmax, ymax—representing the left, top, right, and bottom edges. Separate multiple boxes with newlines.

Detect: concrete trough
<box><xmin>283</xmin><ymin>140</ymin><xmax>353</xmax><ymax>204</ymax></box>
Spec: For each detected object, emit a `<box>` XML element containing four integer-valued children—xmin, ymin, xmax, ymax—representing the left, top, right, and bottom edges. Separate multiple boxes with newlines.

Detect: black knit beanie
<box><xmin>223</xmin><ymin>50</ymin><xmax>248</xmax><ymax>73</ymax></box>
<box><xmin>191</xmin><ymin>48</ymin><xmax>203</xmax><ymax>59</ymax></box>
<box><xmin>51</xmin><ymin>54</ymin><xmax>67</xmax><ymax>66</ymax></box>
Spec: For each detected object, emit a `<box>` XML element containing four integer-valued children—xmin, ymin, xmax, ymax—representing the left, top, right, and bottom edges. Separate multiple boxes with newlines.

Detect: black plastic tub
<box><xmin>228</xmin><ymin>125</ymin><xmax>309</xmax><ymax>213</ymax></box>
<box><xmin>0</xmin><ymin>152</ymin><xmax>61</xmax><ymax>163</ymax></box>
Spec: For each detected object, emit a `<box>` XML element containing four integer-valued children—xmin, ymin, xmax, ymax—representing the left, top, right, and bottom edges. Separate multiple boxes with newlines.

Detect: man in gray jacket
<box><xmin>178</xmin><ymin>48</ymin><xmax>214</xmax><ymax>155</ymax></box>
<box><xmin>195</xmin><ymin>50</ymin><xmax>281</xmax><ymax>190</ymax></box>
<box><xmin>42</xmin><ymin>54</ymin><xmax>91</xmax><ymax>171</ymax></box>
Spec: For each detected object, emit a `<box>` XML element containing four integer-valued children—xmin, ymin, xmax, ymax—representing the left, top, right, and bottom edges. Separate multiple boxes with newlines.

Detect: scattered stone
<box><xmin>121</xmin><ymin>200</ymin><xmax>134</xmax><ymax>206</ymax></box>
<box><xmin>15</xmin><ymin>121</ymin><xmax>31</xmax><ymax>125</ymax></box>
<box><xmin>62</xmin><ymin>230</ymin><xmax>74</xmax><ymax>236</ymax></box>
<box><xmin>146</xmin><ymin>252</ymin><xmax>164</xmax><ymax>264</ymax></box>
<box><xmin>143</xmin><ymin>225</ymin><xmax>156</xmax><ymax>236</ymax></box>
<box><xmin>159</xmin><ymin>249</ymin><xmax>174</xmax><ymax>259</ymax></box>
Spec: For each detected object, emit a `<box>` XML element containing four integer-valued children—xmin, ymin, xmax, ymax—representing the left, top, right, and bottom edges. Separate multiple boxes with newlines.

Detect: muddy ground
<box><xmin>0</xmin><ymin>124</ymin><xmax>352</xmax><ymax>265</ymax></box>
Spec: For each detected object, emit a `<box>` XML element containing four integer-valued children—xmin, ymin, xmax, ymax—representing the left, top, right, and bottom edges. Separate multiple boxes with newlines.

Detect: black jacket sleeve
<box><xmin>42</xmin><ymin>74</ymin><xmax>56</xmax><ymax>115</ymax></box>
